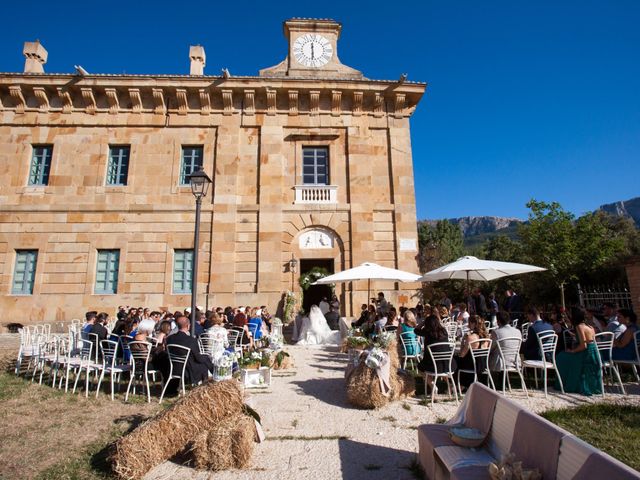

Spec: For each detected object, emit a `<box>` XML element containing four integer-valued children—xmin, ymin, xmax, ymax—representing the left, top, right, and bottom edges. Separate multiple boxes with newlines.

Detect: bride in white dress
<box><xmin>295</xmin><ymin>305</ymin><xmax>342</xmax><ymax>346</ymax></box>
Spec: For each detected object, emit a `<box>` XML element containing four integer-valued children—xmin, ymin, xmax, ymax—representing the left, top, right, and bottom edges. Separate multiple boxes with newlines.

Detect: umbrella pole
<box><xmin>367</xmin><ymin>278</ymin><xmax>371</xmax><ymax>306</ymax></box>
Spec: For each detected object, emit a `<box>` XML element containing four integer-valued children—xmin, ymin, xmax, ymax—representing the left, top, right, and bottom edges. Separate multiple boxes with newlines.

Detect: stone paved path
<box><xmin>146</xmin><ymin>344</ymin><xmax>639</xmax><ymax>480</ymax></box>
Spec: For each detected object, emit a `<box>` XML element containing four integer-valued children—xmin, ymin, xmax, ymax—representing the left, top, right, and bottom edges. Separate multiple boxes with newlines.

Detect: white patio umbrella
<box><xmin>313</xmin><ymin>262</ymin><xmax>422</xmax><ymax>302</ymax></box>
<box><xmin>419</xmin><ymin>255</ymin><xmax>546</xmax><ymax>289</ymax></box>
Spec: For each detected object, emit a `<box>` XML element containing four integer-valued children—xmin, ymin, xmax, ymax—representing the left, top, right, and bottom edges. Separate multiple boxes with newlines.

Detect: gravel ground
<box><xmin>145</xmin><ymin>344</ymin><xmax>640</xmax><ymax>480</ymax></box>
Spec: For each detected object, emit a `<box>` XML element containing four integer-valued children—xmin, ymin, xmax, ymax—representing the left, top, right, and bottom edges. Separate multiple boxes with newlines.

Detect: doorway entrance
<box><xmin>300</xmin><ymin>258</ymin><xmax>334</xmax><ymax>313</ymax></box>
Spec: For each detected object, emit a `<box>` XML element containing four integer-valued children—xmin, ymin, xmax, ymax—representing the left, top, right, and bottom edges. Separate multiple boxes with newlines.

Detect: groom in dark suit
<box><xmin>166</xmin><ymin>315</ymin><xmax>214</xmax><ymax>385</ymax></box>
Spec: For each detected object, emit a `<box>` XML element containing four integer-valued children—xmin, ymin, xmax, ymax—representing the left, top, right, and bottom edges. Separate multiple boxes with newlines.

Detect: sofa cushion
<box><xmin>465</xmin><ymin>383</ymin><xmax>499</xmax><ymax>434</ymax></box>
<box><xmin>450</xmin><ymin>465</ymin><xmax>491</xmax><ymax>480</ymax></box>
<box><xmin>434</xmin><ymin>445</ymin><xmax>495</xmax><ymax>472</ymax></box>
<box><xmin>417</xmin><ymin>424</ymin><xmax>457</xmax><ymax>480</ymax></box>
<box><xmin>509</xmin><ymin>409</ymin><xmax>564</xmax><ymax>480</ymax></box>
<box><xmin>486</xmin><ymin>396</ymin><xmax>520</xmax><ymax>459</ymax></box>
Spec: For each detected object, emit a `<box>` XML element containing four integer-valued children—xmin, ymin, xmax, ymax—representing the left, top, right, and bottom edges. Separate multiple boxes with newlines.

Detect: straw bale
<box><xmin>111</xmin><ymin>380</ymin><xmax>243</xmax><ymax>480</ymax></box>
<box><xmin>345</xmin><ymin>361</ymin><xmax>389</xmax><ymax>409</ymax></box>
<box><xmin>190</xmin><ymin>413</ymin><xmax>255</xmax><ymax>470</ymax></box>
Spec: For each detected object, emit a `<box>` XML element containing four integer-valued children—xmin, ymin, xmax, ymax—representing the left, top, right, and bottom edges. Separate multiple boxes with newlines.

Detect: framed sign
<box><xmin>399</xmin><ymin>238</ymin><xmax>417</xmax><ymax>252</ymax></box>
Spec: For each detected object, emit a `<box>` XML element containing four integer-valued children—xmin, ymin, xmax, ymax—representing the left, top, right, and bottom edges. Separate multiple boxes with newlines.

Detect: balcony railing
<box><xmin>294</xmin><ymin>184</ymin><xmax>338</xmax><ymax>204</ymax></box>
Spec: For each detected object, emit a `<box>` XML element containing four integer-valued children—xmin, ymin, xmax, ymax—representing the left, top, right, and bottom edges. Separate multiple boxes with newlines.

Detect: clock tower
<box><xmin>260</xmin><ymin>18</ymin><xmax>363</xmax><ymax>79</ymax></box>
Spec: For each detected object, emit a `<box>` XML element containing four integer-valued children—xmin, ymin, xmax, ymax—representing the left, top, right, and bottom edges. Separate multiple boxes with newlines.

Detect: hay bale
<box><xmin>345</xmin><ymin>340</ymin><xmax>414</xmax><ymax>409</ymax></box>
<box><xmin>346</xmin><ymin>361</ymin><xmax>389</xmax><ymax>409</ymax></box>
<box><xmin>271</xmin><ymin>351</ymin><xmax>293</xmax><ymax>370</ymax></box>
<box><xmin>189</xmin><ymin>413</ymin><xmax>255</xmax><ymax>471</ymax></box>
<box><xmin>111</xmin><ymin>380</ymin><xmax>244</xmax><ymax>480</ymax></box>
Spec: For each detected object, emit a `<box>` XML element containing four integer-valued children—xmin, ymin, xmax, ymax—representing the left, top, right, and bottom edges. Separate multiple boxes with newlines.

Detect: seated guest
<box><xmin>585</xmin><ymin>309</ymin><xmax>605</xmax><ymax>333</ymax></box>
<box><xmin>325</xmin><ymin>305</ymin><xmax>340</xmax><ymax>331</ymax></box>
<box><xmin>261</xmin><ymin>306</ymin><xmax>273</xmax><ymax>332</ymax></box>
<box><xmin>489</xmin><ymin>311</ymin><xmax>522</xmax><ymax>371</ymax></box>
<box><xmin>166</xmin><ymin>315</ymin><xmax>214</xmax><ymax>385</ymax></box>
<box><xmin>384</xmin><ymin>307</ymin><xmax>399</xmax><ymax>332</ymax></box>
<box><xmin>193</xmin><ymin>312</ymin><xmax>206</xmax><ymax>337</ymax></box>
<box><xmin>91</xmin><ymin>313</ymin><xmax>109</xmax><ymax>357</ymax></box>
<box><xmin>154</xmin><ymin>320</ymin><xmax>173</xmax><ymax>352</ymax></box>
<box><xmin>82</xmin><ymin>311</ymin><xmax>97</xmax><ymax>338</ymax></box>
<box><xmin>233</xmin><ymin>307</ymin><xmax>248</xmax><ymax>328</ymax></box>
<box><xmin>352</xmin><ymin>304</ymin><xmax>369</xmax><ymax>328</ymax></box>
<box><xmin>456</xmin><ymin>315</ymin><xmax>490</xmax><ymax>389</ymax></box>
<box><xmin>415</xmin><ymin>313</ymin><xmax>451</xmax><ymax>393</ymax></box>
<box><xmin>374</xmin><ymin>311</ymin><xmax>388</xmax><ymax>334</ymax></box>
<box><xmin>456</xmin><ymin>303</ymin><xmax>470</xmax><ymax>325</ymax></box>
<box><xmin>438</xmin><ymin>306</ymin><xmax>450</xmax><ymax>321</ymax></box>
<box><xmin>521</xmin><ymin>307</ymin><xmax>553</xmax><ymax>360</ymax></box>
<box><xmin>248</xmin><ymin>308</ymin><xmax>265</xmax><ymax>340</ymax></box>
<box><xmin>138</xmin><ymin>311</ymin><xmax>158</xmax><ymax>334</ymax></box>
<box><xmin>205</xmin><ymin>313</ymin><xmax>229</xmax><ymax>344</ymax></box>
<box><xmin>399</xmin><ymin>310</ymin><xmax>420</xmax><ymax>355</ymax></box>
<box><xmin>604</xmin><ymin>302</ymin><xmax>626</xmax><ymax>340</ymax></box>
<box><xmin>555</xmin><ymin>308</ymin><xmax>602</xmax><ymax>395</ymax></box>
<box><xmin>612</xmin><ymin>309</ymin><xmax>638</xmax><ymax>361</ymax></box>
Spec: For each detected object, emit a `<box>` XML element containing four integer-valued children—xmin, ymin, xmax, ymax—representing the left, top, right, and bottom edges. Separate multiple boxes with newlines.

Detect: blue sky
<box><xmin>2</xmin><ymin>1</ymin><xmax>639</xmax><ymax>220</ymax></box>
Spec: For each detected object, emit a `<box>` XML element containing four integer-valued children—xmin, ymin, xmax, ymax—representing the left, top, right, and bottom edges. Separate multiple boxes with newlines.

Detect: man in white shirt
<box><xmin>603</xmin><ymin>302</ymin><xmax>626</xmax><ymax>340</ymax></box>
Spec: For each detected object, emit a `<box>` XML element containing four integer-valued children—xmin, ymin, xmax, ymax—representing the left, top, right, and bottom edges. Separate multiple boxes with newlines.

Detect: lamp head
<box><xmin>188</xmin><ymin>167</ymin><xmax>212</xmax><ymax>200</ymax></box>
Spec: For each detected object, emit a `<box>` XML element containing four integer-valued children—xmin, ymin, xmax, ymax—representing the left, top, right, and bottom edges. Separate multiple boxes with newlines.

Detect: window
<box><xmin>95</xmin><ymin>250</ymin><xmax>120</xmax><ymax>294</ymax></box>
<box><xmin>106</xmin><ymin>146</ymin><xmax>130</xmax><ymax>185</ymax></box>
<box><xmin>28</xmin><ymin>145</ymin><xmax>53</xmax><ymax>185</ymax></box>
<box><xmin>302</xmin><ymin>147</ymin><xmax>329</xmax><ymax>185</ymax></box>
<box><xmin>173</xmin><ymin>249</ymin><xmax>193</xmax><ymax>294</ymax></box>
<box><xmin>12</xmin><ymin>250</ymin><xmax>37</xmax><ymax>295</ymax></box>
<box><xmin>180</xmin><ymin>146</ymin><xmax>203</xmax><ymax>185</ymax></box>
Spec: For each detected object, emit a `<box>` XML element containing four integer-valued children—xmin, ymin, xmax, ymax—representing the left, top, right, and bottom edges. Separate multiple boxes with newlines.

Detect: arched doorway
<box><xmin>290</xmin><ymin>226</ymin><xmax>345</xmax><ymax>315</ymax></box>
<box><xmin>300</xmin><ymin>258</ymin><xmax>334</xmax><ymax>312</ymax></box>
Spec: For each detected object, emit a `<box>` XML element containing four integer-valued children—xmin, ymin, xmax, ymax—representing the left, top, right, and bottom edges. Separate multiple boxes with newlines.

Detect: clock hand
<box><xmin>311</xmin><ymin>42</ymin><xmax>315</xmax><ymax>59</ymax></box>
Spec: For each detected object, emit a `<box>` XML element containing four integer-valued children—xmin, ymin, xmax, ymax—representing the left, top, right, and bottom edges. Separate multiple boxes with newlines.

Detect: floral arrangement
<box><xmin>365</xmin><ymin>347</ymin><xmax>387</xmax><ymax>369</ymax></box>
<box><xmin>238</xmin><ymin>351</ymin><xmax>264</xmax><ymax>369</ymax></box>
<box><xmin>214</xmin><ymin>351</ymin><xmax>236</xmax><ymax>379</ymax></box>
<box><xmin>272</xmin><ymin>317</ymin><xmax>283</xmax><ymax>326</ymax></box>
<box><xmin>298</xmin><ymin>266</ymin><xmax>331</xmax><ymax>291</ymax></box>
<box><xmin>263</xmin><ymin>333</ymin><xmax>284</xmax><ymax>350</ymax></box>
<box><xmin>283</xmin><ymin>291</ymin><xmax>298</xmax><ymax>325</ymax></box>
<box><xmin>372</xmin><ymin>331</ymin><xmax>395</xmax><ymax>350</ymax></box>
<box><xmin>346</xmin><ymin>335</ymin><xmax>371</xmax><ymax>349</ymax></box>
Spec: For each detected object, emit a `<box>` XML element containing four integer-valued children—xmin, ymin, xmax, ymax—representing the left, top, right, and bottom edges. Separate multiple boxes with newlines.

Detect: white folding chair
<box><xmin>399</xmin><ymin>332</ymin><xmax>420</xmax><ymax>370</ymax></box>
<box><xmin>495</xmin><ymin>336</ymin><xmax>528</xmax><ymax>397</ymax></box>
<box><xmin>594</xmin><ymin>332</ymin><xmax>625</xmax><ymax>395</ymax></box>
<box><xmin>522</xmin><ymin>331</ymin><xmax>563</xmax><ymax>398</ymax></box>
<box><xmin>159</xmin><ymin>344</ymin><xmax>191</xmax><ymax>403</ymax></box>
<box><xmin>72</xmin><ymin>339</ymin><xmax>99</xmax><ymax>397</ymax></box>
<box><xmin>446</xmin><ymin>323</ymin><xmax>458</xmax><ymax>343</ymax></box>
<box><xmin>126</xmin><ymin>341</ymin><xmax>157</xmax><ymax>403</ymax></box>
<box><xmin>95</xmin><ymin>339</ymin><xmax>129</xmax><ymax>400</ymax></box>
<box><xmin>520</xmin><ymin>322</ymin><xmax>530</xmax><ymax>342</ymax></box>
<box><xmin>511</xmin><ymin>319</ymin><xmax>519</xmax><ymax>328</ymax></box>
<box><xmin>613</xmin><ymin>330</ymin><xmax>640</xmax><ymax>384</ymax></box>
<box><xmin>456</xmin><ymin>338</ymin><xmax>495</xmax><ymax>395</ymax></box>
<box><xmin>424</xmin><ymin>342</ymin><xmax>459</xmax><ymax>406</ymax></box>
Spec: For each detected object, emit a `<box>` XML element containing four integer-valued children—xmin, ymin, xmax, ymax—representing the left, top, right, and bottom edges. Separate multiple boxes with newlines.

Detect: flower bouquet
<box><xmin>238</xmin><ymin>351</ymin><xmax>263</xmax><ymax>370</ymax></box>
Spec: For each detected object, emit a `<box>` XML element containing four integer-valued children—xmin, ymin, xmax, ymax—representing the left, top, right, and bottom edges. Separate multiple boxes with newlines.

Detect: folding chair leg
<box><xmin>487</xmin><ymin>371</ymin><xmax>495</xmax><ymax>390</ymax></box>
<box><xmin>533</xmin><ymin>368</ymin><xmax>538</xmax><ymax>389</ymax></box>
<box><xmin>159</xmin><ymin>380</ymin><xmax>169</xmax><ymax>404</ymax></box>
<box><xmin>125</xmin><ymin>373</ymin><xmax>135</xmax><ymax>402</ymax></box>
<box><xmin>72</xmin><ymin>368</ymin><xmax>81</xmax><ymax>394</ymax></box>
<box><xmin>85</xmin><ymin>368</ymin><xmax>91</xmax><ymax>398</ymax></box>
<box><xmin>450</xmin><ymin>374</ymin><xmax>459</xmax><ymax>404</ymax></box>
<box><xmin>502</xmin><ymin>370</ymin><xmax>507</xmax><ymax>395</ymax></box>
<box><xmin>555</xmin><ymin>367</ymin><xmax>564</xmax><ymax>394</ymax></box>
<box><xmin>145</xmin><ymin>375</ymin><xmax>151</xmax><ymax>403</ymax></box>
<box><xmin>95</xmin><ymin>370</ymin><xmax>105</xmax><ymax>399</ymax></box>
<box><xmin>611</xmin><ymin>366</ymin><xmax>625</xmax><ymax>395</ymax></box>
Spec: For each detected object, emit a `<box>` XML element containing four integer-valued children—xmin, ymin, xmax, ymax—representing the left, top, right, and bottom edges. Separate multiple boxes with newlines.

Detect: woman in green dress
<box><xmin>555</xmin><ymin>308</ymin><xmax>602</xmax><ymax>396</ymax></box>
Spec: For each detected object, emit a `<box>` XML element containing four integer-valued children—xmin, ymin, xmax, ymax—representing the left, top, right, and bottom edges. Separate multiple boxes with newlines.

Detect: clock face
<box><xmin>292</xmin><ymin>34</ymin><xmax>333</xmax><ymax>68</ymax></box>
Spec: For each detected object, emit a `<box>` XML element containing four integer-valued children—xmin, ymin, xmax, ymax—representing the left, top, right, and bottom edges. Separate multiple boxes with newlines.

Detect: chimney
<box><xmin>189</xmin><ymin>45</ymin><xmax>206</xmax><ymax>75</ymax></box>
<box><xmin>23</xmin><ymin>40</ymin><xmax>48</xmax><ymax>73</ymax></box>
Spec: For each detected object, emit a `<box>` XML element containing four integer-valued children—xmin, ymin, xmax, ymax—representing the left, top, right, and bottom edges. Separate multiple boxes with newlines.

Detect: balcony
<box><xmin>294</xmin><ymin>184</ymin><xmax>338</xmax><ymax>204</ymax></box>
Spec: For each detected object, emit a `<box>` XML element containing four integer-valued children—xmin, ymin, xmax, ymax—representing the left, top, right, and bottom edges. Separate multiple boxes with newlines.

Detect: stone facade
<box><xmin>0</xmin><ymin>19</ymin><xmax>426</xmax><ymax>323</ymax></box>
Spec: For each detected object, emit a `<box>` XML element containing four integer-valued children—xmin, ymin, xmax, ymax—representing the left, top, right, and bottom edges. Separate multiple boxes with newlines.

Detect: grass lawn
<box><xmin>541</xmin><ymin>403</ymin><xmax>640</xmax><ymax>471</ymax></box>
<box><xmin>0</xmin><ymin>370</ymin><xmax>164</xmax><ymax>480</ymax></box>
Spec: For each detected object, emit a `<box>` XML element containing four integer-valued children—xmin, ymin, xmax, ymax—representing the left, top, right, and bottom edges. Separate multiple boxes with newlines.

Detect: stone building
<box><xmin>0</xmin><ymin>18</ymin><xmax>426</xmax><ymax>323</ymax></box>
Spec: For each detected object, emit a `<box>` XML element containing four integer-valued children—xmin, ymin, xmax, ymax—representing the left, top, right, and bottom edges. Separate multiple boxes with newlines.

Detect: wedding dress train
<box><xmin>295</xmin><ymin>305</ymin><xmax>342</xmax><ymax>346</ymax></box>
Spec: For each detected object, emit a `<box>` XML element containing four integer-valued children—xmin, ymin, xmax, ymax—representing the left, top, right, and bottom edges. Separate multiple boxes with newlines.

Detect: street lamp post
<box><xmin>188</xmin><ymin>167</ymin><xmax>212</xmax><ymax>337</ymax></box>
<box><xmin>288</xmin><ymin>254</ymin><xmax>298</xmax><ymax>291</ymax></box>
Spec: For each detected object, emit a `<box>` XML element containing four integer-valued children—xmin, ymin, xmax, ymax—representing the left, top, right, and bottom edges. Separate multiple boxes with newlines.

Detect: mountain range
<box><xmin>423</xmin><ymin>196</ymin><xmax>640</xmax><ymax>246</ymax></box>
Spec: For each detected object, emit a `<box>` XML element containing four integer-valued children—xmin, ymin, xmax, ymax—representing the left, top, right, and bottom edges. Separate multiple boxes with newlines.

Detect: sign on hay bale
<box><xmin>345</xmin><ymin>339</ymin><xmax>415</xmax><ymax>409</ymax></box>
<box><xmin>111</xmin><ymin>380</ymin><xmax>249</xmax><ymax>479</ymax></box>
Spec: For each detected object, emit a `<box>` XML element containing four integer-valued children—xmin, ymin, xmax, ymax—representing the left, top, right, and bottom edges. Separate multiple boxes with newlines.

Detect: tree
<box><xmin>417</xmin><ymin>220</ymin><xmax>464</xmax><ymax>303</ymax></box>
<box><xmin>518</xmin><ymin>200</ymin><xmax>578</xmax><ymax>307</ymax></box>
<box><xmin>417</xmin><ymin>220</ymin><xmax>464</xmax><ymax>273</ymax></box>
